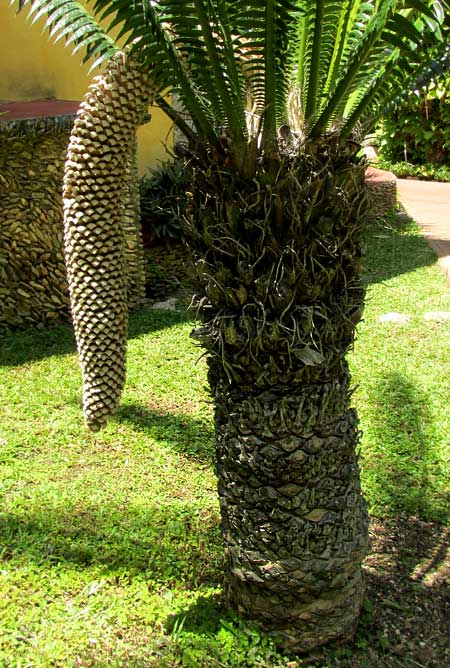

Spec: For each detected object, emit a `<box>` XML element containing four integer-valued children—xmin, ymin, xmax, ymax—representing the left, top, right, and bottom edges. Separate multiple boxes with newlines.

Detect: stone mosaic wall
<box><xmin>0</xmin><ymin>119</ymin><xmax>145</xmax><ymax>332</ymax></box>
<box><xmin>365</xmin><ymin>167</ymin><xmax>398</xmax><ymax>220</ymax></box>
<box><xmin>0</xmin><ymin>124</ymin><xmax>70</xmax><ymax>331</ymax></box>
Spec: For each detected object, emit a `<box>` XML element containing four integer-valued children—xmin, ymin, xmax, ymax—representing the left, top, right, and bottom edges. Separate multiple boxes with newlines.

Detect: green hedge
<box><xmin>376</xmin><ymin>159</ymin><xmax>450</xmax><ymax>182</ymax></box>
<box><xmin>379</xmin><ymin>78</ymin><xmax>450</xmax><ymax>168</ymax></box>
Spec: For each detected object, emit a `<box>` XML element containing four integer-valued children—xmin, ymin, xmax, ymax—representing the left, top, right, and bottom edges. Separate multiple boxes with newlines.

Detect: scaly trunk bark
<box><xmin>213</xmin><ymin>367</ymin><xmax>367</xmax><ymax>651</ymax></box>
<box><xmin>188</xmin><ymin>137</ymin><xmax>369</xmax><ymax>651</ymax></box>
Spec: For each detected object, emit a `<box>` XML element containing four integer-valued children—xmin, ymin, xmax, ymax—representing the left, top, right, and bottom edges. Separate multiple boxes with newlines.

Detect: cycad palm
<box><xmin>12</xmin><ymin>0</ymin><xmax>450</xmax><ymax>651</ymax></box>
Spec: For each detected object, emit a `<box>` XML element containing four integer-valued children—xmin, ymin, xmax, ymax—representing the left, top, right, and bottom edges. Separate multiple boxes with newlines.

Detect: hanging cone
<box><xmin>123</xmin><ymin>135</ymin><xmax>147</xmax><ymax>309</ymax></box>
<box><xmin>63</xmin><ymin>52</ymin><xmax>158</xmax><ymax>431</ymax></box>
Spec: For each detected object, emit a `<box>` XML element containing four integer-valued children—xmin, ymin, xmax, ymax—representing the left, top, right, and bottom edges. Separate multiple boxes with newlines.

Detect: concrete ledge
<box><xmin>0</xmin><ymin>99</ymin><xmax>80</xmax><ymax>136</ymax></box>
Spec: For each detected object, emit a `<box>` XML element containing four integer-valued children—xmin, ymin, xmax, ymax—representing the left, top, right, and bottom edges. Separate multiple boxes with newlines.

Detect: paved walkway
<box><xmin>397</xmin><ymin>179</ymin><xmax>450</xmax><ymax>287</ymax></box>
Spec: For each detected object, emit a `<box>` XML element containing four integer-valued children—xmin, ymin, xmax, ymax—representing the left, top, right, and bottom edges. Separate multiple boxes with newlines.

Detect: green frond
<box><xmin>380</xmin><ymin>40</ymin><xmax>450</xmax><ymax>116</ymax></box>
<box><xmin>308</xmin><ymin>0</ymin><xmax>448</xmax><ymax>137</ymax></box>
<box><xmin>263</xmin><ymin>0</ymin><xmax>277</xmax><ymax>143</ymax></box>
<box><xmin>340</xmin><ymin>55</ymin><xmax>399</xmax><ymax>139</ymax></box>
<box><xmin>341</xmin><ymin>13</ymin><xmax>450</xmax><ymax>138</ymax></box>
<box><xmin>303</xmin><ymin>0</ymin><xmax>324</xmax><ymax>121</ymax></box>
<box><xmin>11</xmin><ymin>0</ymin><xmax>450</xmax><ymax>150</ymax></box>
<box><xmin>11</xmin><ymin>0</ymin><xmax>118</xmax><ymax>69</ymax></box>
<box><xmin>93</xmin><ymin>0</ymin><xmax>219</xmax><ymax>142</ymax></box>
<box><xmin>294</xmin><ymin>0</ymin><xmax>370</xmax><ymax>124</ymax></box>
<box><xmin>309</xmin><ymin>0</ymin><xmax>398</xmax><ymax>136</ymax></box>
<box><xmin>231</xmin><ymin>0</ymin><xmax>299</xmax><ymax>147</ymax></box>
<box><xmin>323</xmin><ymin>0</ymin><xmax>364</xmax><ymax>97</ymax></box>
<box><xmin>192</xmin><ymin>0</ymin><xmax>246</xmax><ymax>141</ymax></box>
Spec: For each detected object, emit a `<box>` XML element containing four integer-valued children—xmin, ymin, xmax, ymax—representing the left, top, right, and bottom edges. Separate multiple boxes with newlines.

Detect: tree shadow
<box><xmin>114</xmin><ymin>403</ymin><xmax>214</xmax><ymax>463</ymax></box>
<box><xmin>160</xmin><ymin>517</ymin><xmax>450</xmax><ymax>667</ymax></box>
<box><xmin>358</xmin><ymin>515</ymin><xmax>450</xmax><ymax>668</ymax></box>
<box><xmin>0</xmin><ymin>321</ymin><xmax>77</xmax><ymax>366</ymax></box>
<box><xmin>363</xmin><ymin>216</ymin><xmax>437</xmax><ymax>286</ymax></box>
<box><xmin>0</xmin><ymin>500</ymin><xmax>222</xmax><ymax>587</ymax></box>
<box><xmin>166</xmin><ymin>592</ymin><xmax>224</xmax><ymax>636</ymax></box>
<box><xmin>2</xmin><ymin>502</ymin><xmax>448</xmax><ymax>667</ymax></box>
<box><xmin>0</xmin><ymin>307</ymin><xmax>193</xmax><ymax>367</ymax></box>
<box><xmin>361</xmin><ymin>372</ymin><xmax>449</xmax><ymax>523</ymax></box>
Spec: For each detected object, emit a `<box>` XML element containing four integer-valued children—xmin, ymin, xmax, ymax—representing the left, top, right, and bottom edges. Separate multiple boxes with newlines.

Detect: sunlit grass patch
<box><xmin>351</xmin><ymin>216</ymin><xmax>450</xmax><ymax>523</ymax></box>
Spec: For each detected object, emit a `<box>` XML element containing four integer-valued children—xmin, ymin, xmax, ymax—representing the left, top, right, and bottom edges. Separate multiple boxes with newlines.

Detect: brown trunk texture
<box><xmin>188</xmin><ymin>138</ymin><xmax>370</xmax><ymax>651</ymax></box>
<box><xmin>214</xmin><ymin>368</ymin><xmax>368</xmax><ymax>651</ymax></box>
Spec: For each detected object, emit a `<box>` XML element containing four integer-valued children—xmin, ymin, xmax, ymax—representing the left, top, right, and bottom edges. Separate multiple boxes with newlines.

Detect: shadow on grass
<box><xmin>363</xmin><ymin>217</ymin><xmax>437</xmax><ymax>286</ymax></box>
<box><xmin>114</xmin><ymin>403</ymin><xmax>214</xmax><ymax>463</ymax></box>
<box><xmin>166</xmin><ymin>592</ymin><xmax>224</xmax><ymax>638</ymax></box>
<box><xmin>2</xmin><ymin>507</ymin><xmax>449</xmax><ymax>667</ymax></box>
<box><xmin>160</xmin><ymin>518</ymin><xmax>450</xmax><ymax>668</ymax></box>
<box><xmin>0</xmin><ymin>500</ymin><xmax>222</xmax><ymax>587</ymax></box>
<box><xmin>358</xmin><ymin>516</ymin><xmax>450</xmax><ymax>668</ymax></box>
<box><xmin>0</xmin><ymin>307</ymin><xmax>194</xmax><ymax>367</ymax></box>
<box><xmin>362</xmin><ymin>372</ymin><xmax>449</xmax><ymax>523</ymax></box>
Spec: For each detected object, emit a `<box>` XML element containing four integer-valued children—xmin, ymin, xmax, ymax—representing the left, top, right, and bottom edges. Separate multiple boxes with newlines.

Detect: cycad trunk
<box><xmin>188</xmin><ymin>138</ymin><xmax>369</xmax><ymax>651</ymax></box>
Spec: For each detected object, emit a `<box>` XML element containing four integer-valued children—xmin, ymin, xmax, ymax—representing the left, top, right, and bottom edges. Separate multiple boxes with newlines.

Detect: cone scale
<box><xmin>63</xmin><ymin>53</ymin><xmax>158</xmax><ymax>430</ymax></box>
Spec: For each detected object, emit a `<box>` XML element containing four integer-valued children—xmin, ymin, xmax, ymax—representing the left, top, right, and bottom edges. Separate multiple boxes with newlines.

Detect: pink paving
<box><xmin>0</xmin><ymin>99</ymin><xmax>80</xmax><ymax>122</ymax></box>
<box><xmin>397</xmin><ymin>178</ymin><xmax>450</xmax><ymax>287</ymax></box>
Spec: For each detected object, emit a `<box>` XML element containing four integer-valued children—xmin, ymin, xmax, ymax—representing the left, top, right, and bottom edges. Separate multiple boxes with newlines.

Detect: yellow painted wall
<box><xmin>0</xmin><ymin>4</ymin><xmax>172</xmax><ymax>172</ymax></box>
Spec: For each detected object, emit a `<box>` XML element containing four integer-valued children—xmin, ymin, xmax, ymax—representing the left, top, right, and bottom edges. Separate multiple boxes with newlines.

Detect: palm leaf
<box><xmin>381</xmin><ymin>40</ymin><xmax>450</xmax><ymax>114</ymax></box>
<box><xmin>308</xmin><ymin>0</ymin><xmax>398</xmax><ymax>135</ymax></box>
<box><xmin>340</xmin><ymin>15</ymin><xmax>450</xmax><ymax>138</ymax></box>
<box><xmin>11</xmin><ymin>0</ymin><xmax>450</xmax><ymax>150</ymax></box>
<box><xmin>323</xmin><ymin>0</ymin><xmax>365</xmax><ymax>96</ymax></box>
<box><xmin>308</xmin><ymin>0</ymin><xmax>448</xmax><ymax>136</ymax></box>
<box><xmin>95</xmin><ymin>0</ymin><xmax>220</xmax><ymax>141</ymax></box>
<box><xmin>294</xmin><ymin>0</ymin><xmax>374</xmax><ymax>124</ymax></box>
<box><xmin>13</xmin><ymin>0</ymin><xmax>117</xmax><ymax>68</ymax></box>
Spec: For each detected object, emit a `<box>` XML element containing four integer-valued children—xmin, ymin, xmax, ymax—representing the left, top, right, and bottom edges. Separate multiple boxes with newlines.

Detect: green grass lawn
<box><xmin>0</xmin><ymin>217</ymin><xmax>449</xmax><ymax>667</ymax></box>
<box><xmin>354</xmin><ymin>217</ymin><xmax>449</xmax><ymax>524</ymax></box>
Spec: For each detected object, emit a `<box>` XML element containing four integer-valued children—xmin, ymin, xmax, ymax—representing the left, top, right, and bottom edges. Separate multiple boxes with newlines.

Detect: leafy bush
<box><xmin>140</xmin><ymin>159</ymin><xmax>191</xmax><ymax>244</ymax></box>
<box><xmin>378</xmin><ymin>77</ymin><xmax>450</xmax><ymax>167</ymax></box>
<box><xmin>376</xmin><ymin>159</ymin><xmax>450</xmax><ymax>182</ymax></box>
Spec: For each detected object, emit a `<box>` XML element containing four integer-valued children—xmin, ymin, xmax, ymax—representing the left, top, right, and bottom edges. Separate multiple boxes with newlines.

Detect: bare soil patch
<box><xmin>307</xmin><ymin>516</ymin><xmax>450</xmax><ymax>668</ymax></box>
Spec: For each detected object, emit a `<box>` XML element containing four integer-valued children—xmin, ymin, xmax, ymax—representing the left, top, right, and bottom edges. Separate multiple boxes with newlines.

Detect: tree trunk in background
<box><xmin>188</xmin><ymin>138</ymin><xmax>369</xmax><ymax>651</ymax></box>
<box><xmin>63</xmin><ymin>53</ymin><xmax>157</xmax><ymax>431</ymax></box>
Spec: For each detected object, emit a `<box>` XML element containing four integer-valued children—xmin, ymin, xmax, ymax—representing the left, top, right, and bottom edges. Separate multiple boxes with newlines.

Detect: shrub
<box><xmin>378</xmin><ymin>77</ymin><xmax>450</xmax><ymax>167</ymax></box>
<box><xmin>376</xmin><ymin>159</ymin><xmax>450</xmax><ymax>182</ymax></box>
<box><xmin>140</xmin><ymin>159</ymin><xmax>191</xmax><ymax>244</ymax></box>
